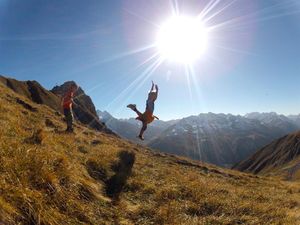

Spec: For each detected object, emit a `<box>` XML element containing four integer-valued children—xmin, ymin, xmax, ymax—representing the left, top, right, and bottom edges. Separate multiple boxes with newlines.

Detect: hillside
<box><xmin>0</xmin><ymin>75</ymin><xmax>108</xmax><ymax>132</ymax></box>
<box><xmin>0</xmin><ymin>75</ymin><xmax>61</xmax><ymax>112</ymax></box>
<box><xmin>234</xmin><ymin>131</ymin><xmax>300</xmax><ymax>180</ymax></box>
<box><xmin>0</xmin><ymin>80</ymin><xmax>299</xmax><ymax>224</ymax></box>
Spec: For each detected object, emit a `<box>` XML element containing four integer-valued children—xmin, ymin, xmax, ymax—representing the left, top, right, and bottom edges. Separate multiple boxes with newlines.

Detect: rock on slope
<box><xmin>0</xmin><ymin>80</ymin><xmax>299</xmax><ymax>224</ymax></box>
<box><xmin>0</xmin><ymin>75</ymin><xmax>109</xmax><ymax>132</ymax></box>
<box><xmin>234</xmin><ymin>131</ymin><xmax>300</xmax><ymax>179</ymax></box>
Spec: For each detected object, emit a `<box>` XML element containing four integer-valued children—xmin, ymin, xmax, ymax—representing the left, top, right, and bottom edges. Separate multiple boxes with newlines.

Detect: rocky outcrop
<box><xmin>0</xmin><ymin>75</ymin><xmax>112</xmax><ymax>133</ymax></box>
<box><xmin>51</xmin><ymin>81</ymin><xmax>111</xmax><ymax>132</ymax></box>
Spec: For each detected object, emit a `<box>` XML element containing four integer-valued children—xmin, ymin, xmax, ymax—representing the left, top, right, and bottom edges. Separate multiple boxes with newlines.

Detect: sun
<box><xmin>156</xmin><ymin>16</ymin><xmax>208</xmax><ymax>64</ymax></box>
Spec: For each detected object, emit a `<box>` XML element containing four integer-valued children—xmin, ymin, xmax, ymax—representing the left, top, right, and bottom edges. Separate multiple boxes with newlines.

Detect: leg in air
<box><xmin>127</xmin><ymin>104</ymin><xmax>143</xmax><ymax>118</ymax></box>
<box><xmin>138</xmin><ymin>122</ymin><xmax>147</xmax><ymax>140</ymax></box>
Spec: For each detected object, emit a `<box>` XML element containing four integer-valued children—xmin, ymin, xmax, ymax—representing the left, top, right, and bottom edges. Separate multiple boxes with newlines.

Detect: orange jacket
<box><xmin>136</xmin><ymin>111</ymin><xmax>157</xmax><ymax>124</ymax></box>
<box><xmin>63</xmin><ymin>91</ymin><xmax>74</xmax><ymax>109</ymax></box>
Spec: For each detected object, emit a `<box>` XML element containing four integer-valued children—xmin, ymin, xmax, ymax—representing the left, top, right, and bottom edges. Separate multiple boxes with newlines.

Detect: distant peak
<box><xmin>52</xmin><ymin>80</ymin><xmax>78</xmax><ymax>89</ymax></box>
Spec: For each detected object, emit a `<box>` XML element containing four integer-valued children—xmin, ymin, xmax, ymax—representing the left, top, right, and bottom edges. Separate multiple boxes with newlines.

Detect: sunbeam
<box><xmin>187</xmin><ymin>65</ymin><xmax>206</xmax><ymax>110</ymax></box>
<box><xmin>185</xmin><ymin>65</ymin><xmax>194</xmax><ymax>112</ymax></box>
<box><xmin>99</xmin><ymin>43</ymin><xmax>156</xmax><ymax>64</ymax></box>
<box><xmin>214</xmin><ymin>44</ymin><xmax>257</xmax><ymax>56</ymax></box>
<box><xmin>170</xmin><ymin>0</ymin><xmax>180</xmax><ymax>16</ymax></box>
<box><xmin>199</xmin><ymin>0</ymin><xmax>221</xmax><ymax>20</ymax></box>
<box><xmin>133</xmin><ymin>52</ymin><xmax>161</xmax><ymax>72</ymax></box>
<box><xmin>105</xmin><ymin>56</ymin><xmax>163</xmax><ymax>112</ymax></box>
<box><xmin>121</xmin><ymin>57</ymin><xmax>163</xmax><ymax>104</ymax></box>
<box><xmin>202</xmin><ymin>0</ymin><xmax>238</xmax><ymax>23</ymax></box>
<box><xmin>207</xmin><ymin>1</ymin><xmax>298</xmax><ymax>32</ymax></box>
<box><xmin>123</xmin><ymin>8</ymin><xmax>160</xmax><ymax>28</ymax></box>
<box><xmin>105</xmin><ymin>57</ymin><xmax>163</xmax><ymax>120</ymax></box>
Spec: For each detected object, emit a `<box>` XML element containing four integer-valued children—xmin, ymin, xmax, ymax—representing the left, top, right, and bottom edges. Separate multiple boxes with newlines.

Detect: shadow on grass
<box><xmin>106</xmin><ymin>151</ymin><xmax>135</xmax><ymax>200</ymax></box>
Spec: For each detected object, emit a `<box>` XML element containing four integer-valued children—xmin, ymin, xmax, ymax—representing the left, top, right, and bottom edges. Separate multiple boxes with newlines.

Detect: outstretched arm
<box><xmin>150</xmin><ymin>81</ymin><xmax>155</xmax><ymax>92</ymax></box>
<box><xmin>153</xmin><ymin>84</ymin><xmax>158</xmax><ymax>101</ymax></box>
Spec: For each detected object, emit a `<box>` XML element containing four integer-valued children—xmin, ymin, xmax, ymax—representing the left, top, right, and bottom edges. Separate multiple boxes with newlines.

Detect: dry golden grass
<box><xmin>0</xmin><ymin>83</ymin><xmax>299</xmax><ymax>224</ymax></box>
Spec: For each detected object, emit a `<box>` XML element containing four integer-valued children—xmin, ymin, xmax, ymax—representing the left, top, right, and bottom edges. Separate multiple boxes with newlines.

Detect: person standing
<box><xmin>62</xmin><ymin>84</ymin><xmax>78</xmax><ymax>132</ymax></box>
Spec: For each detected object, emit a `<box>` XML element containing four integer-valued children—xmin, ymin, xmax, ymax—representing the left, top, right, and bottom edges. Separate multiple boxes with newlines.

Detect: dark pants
<box><xmin>132</xmin><ymin>108</ymin><xmax>148</xmax><ymax>137</ymax></box>
<box><xmin>64</xmin><ymin>108</ymin><xmax>73</xmax><ymax>131</ymax></box>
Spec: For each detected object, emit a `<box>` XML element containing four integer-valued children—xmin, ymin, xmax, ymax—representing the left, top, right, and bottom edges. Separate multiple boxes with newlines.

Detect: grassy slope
<box><xmin>0</xmin><ymin>83</ymin><xmax>299</xmax><ymax>225</ymax></box>
<box><xmin>233</xmin><ymin>131</ymin><xmax>300</xmax><ymax>181</ymax></box>
<box><xmin>262</xmin><ymin>158</ymin><xmax>300</xmax><ymax>181</ymax></box>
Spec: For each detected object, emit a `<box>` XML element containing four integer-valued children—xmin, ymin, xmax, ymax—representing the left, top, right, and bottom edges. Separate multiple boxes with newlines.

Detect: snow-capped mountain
<box><xmin>97</xmin><ymin>111</ymin><xmax>300</xmax><ymax>167</ymax></box>
<box><xmin>148</xmin><ymin>113</ymin><xmax>300</xmax><ymax>167</ymax></box>
<box><xmin>287</xmin><ymin>114</ymin><xmax>300</xmax><ymax>127</ymax></box>
<box><xmin>245</xmin><ymin>112</ymin><xmax>299</xmax><ymax>134</ymax></box>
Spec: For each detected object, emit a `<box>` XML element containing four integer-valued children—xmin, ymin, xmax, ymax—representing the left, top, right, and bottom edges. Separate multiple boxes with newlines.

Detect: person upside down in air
<box><xmin>127</xmin><ymin>81</ymin><xmax>159</xmax><ymax>140</ymax></box>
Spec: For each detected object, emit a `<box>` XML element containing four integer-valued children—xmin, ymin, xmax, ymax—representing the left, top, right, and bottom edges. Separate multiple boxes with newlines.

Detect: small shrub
<box><xmin>45</xmin><ymin>118</ymin><xmax>56</xmax><ymax>128</ymax></box>
<box><xmin>78</xmin><ymin>146</ymin><xmax>88</xmax><ymax>154</ymax></box>
<box><xmin>24</xmin><ymin>129</ymin><xmax>45</xmax><ymax>145</ymax></box>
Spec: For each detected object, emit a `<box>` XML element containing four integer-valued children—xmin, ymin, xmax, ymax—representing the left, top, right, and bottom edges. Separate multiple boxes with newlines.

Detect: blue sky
<box><xmin>1</xmin><ymin>0</ymin><xmax>300</xmax><ymax>120</ymax></box>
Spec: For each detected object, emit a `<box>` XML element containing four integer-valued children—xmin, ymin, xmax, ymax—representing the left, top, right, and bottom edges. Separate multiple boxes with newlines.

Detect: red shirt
<box><xmin>63</xmin><ymin>91</ymin><xmax>74</xmax><ymax>109</ymax></box>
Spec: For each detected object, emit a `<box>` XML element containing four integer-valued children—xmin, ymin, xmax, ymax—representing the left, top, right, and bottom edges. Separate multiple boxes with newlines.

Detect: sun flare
<box><xmin>156</xmin><ymin>16</ymin><xmax>208</xmax><ymax>64</ymax></box>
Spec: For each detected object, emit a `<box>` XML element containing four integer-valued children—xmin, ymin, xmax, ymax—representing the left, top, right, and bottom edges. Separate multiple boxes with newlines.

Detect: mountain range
<box><xmin>99</xmin><ymin>110</ymin><xmax>300</xmax><ymax>167</ymax></box>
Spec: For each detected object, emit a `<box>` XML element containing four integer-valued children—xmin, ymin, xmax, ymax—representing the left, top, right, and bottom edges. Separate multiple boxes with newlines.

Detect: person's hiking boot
<box><xmin>127</xmin><ymin>104</ymin><xmax>136</xmax><ymax>111</ymax></box>
<box><xmin>65</xmin><ymin>127</ymin><xmax>74</xmax><ymax>133</ymax></box>
<box><xmin>138</xmin><ymin>134</ymin><xmax>144</xmax><ymax>141</ymax></box>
